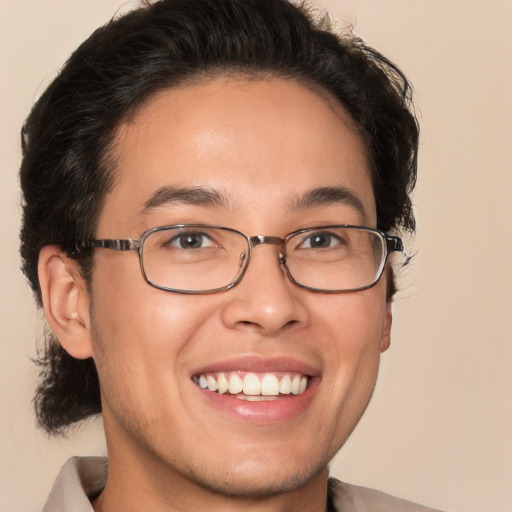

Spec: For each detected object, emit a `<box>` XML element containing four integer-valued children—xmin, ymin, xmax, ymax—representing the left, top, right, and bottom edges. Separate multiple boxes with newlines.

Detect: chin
<box><xmin>181</xmin><ymin>452</ymin><xmax>328</xmax><ymax>499</ymax></box>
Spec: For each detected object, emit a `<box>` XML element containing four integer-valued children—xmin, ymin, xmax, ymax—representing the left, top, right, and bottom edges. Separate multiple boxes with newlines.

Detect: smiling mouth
<box><xmin>192</xmin><ymin>371</ymin><xmax>310</xmax><ymax>401</ymax></box>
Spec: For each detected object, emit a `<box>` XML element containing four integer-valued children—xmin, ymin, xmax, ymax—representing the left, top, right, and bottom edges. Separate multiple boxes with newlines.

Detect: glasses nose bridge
<box><xmin>249</xmin><ymin>234</ymin><xmax>285</xmax><ymax>248</ymax></box>
<box><xmin>247</xmin><ymin>234</ymin><xmax>287</xmax><ymax>264</ymax></box>
<box><xmin>249</xmin><ymin>234</ymin><xmax>286</xmax><ymax>254</ymax></box>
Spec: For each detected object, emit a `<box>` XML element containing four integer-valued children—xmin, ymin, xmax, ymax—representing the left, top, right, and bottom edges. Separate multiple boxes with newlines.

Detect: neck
<box><xmin>93</xmin><ymin>446</ymin><xmax>330</xmax><ymax>512</ymax></box>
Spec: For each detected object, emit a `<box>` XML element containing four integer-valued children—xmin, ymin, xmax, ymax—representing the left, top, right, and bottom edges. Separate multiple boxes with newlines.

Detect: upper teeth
<box><xmin>195</xmin><ymin>372</ymin><xmax>309</xmax><ymax>397</ymax></box>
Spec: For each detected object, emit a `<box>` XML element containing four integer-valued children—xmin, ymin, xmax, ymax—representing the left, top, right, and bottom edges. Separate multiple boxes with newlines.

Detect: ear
<box><xmin>38</xmin><ymin>245</ymin><xmax>93</xmax><ymax>359</ymax></box>
<box><xmin>380</xmin><ymin>301</ymin><xmax>392</xmax><ymax>353</ymax></box>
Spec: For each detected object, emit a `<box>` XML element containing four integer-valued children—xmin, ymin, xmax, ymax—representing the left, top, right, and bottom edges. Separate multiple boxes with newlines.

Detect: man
<box><xmin>19</xmin><ymin>0</ymin><xmax>440</xmax><ymax>510</ymax></box>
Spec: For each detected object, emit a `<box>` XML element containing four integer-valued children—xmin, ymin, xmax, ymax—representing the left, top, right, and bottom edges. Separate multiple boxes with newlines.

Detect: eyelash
<box><xmin>297</xmin><ymin>232</ymin><xmax>345</xmax><ymax>250</ymax></box>
<box><xmin>166</xmin><ymin>232</ymin><xmax>216</xmax><ymax>249</ymax></box>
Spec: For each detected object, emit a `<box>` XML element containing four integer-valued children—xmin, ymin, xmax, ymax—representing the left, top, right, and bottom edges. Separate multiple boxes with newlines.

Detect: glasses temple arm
<box><xmin>385</xmin><ymin>234</ymin><xmax>404</xmax><ymax>253</ymax></box>
<box><xmin>78</xmin><ymin>239</ymin><xmax>141</xmax><ymax>251</ymax></box>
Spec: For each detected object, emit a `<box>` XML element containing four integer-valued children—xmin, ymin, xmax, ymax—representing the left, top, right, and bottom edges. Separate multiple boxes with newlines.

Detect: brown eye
<box><xmin>168</xmin><ymin>232</ymin><xmax>215</xmax><ymax>249</ymax></box>
<box><xmin>299</xmin><ymin>232</ymin><xmax>343</xmax><ymax>249</ymax></box>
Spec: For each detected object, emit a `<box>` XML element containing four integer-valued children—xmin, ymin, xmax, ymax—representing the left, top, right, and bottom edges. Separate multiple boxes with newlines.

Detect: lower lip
<box><xmin>195</xmin><ymin>379</ymin><xmax>319</xmax><ymax>424</ymax></box>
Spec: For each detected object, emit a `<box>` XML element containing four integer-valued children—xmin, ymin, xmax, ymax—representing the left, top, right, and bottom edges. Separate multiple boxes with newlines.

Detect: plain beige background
<box><xmin>1</xmin><ymin>0</ymin><xmax>511</xmax><ymax>511</ymax></box>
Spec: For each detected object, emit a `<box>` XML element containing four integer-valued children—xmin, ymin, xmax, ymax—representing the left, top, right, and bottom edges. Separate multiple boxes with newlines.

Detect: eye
<box><xmin>167</xmin><ymin>231</ymin><xmax>216</xmax><ymax>249</ymax></box>
<box><xmin>298</xmin><ymin>231</ymin><xmax>344</xmax><ymax>249</ymax></box>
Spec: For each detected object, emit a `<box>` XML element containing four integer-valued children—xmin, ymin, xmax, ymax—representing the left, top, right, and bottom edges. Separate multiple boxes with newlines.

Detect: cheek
<box><xmin>88</xmin><ymin>273</ymin><xmax>224</xmax><ymax>438</ymax></box>
<box><xmin>88</xmin><ymin>257</ymin><xmax>220</xmax><ymax>379</ymax></box>
<box><xmin>91</xmin><ymin>290</ymin><xmax>213</xmax><ymax>361</ymax></box>
<box><xmin>315</xmin><ymin>285</ymin><xmax>388</xmax><ymax>351</ymax></box>
<box><xmin>312</xmin><ymin>286</ymin><xmax>388</xmax><ymax>399</ymax></box>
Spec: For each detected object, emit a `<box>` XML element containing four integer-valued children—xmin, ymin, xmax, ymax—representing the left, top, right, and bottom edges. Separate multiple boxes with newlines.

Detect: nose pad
<box><xmin>220</xmin><ymin>246</ymin><xmax>308</xmax><ymax>334</ymax></box>
<box><xmin>235</xmin><ymin>247</ymin><xmax>287</xmax><ymax>285</ymax></box>
<box><xmin>234</xmin><ymin>250</ymin><xmax>285</xmax><ymax>283</ymax></box>
<box><xmin>278</xmin><ymin>253</ymin><xmax>296</xmax><ymax>284</ymax></box>
<box><xmin>238</xmin><ymin>252</ymin><xmax>246</xmax><ymax>268</ymax></box>
<box><xmin>232</xmin><ymin>251</ymin><xmax>247</xmax><ymax>282</ymax></box>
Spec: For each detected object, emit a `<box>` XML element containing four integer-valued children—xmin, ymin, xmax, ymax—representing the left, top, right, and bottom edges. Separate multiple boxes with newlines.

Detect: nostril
<box><xmin>284</xmin><ymin>319</ymin><xmax>298</xmax><ymax>329</ymax></box>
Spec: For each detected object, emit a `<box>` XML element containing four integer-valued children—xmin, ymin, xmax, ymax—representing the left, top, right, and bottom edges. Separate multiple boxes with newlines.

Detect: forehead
<box><xmin>99</xmin><ymin>77</ymin><xmax>375</xmax><ymax>234</ymax></box>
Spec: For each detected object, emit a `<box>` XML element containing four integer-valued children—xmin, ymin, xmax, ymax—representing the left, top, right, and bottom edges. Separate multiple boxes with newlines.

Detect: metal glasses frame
<box><xmin>75</xmin><ymin>224</ymin><xmax>403</xmax><ymax>294</ymax></box>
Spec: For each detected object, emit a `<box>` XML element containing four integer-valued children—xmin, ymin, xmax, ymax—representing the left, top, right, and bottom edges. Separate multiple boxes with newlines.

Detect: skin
<box><xmin>39</xmin><ymin>77</ymin><xmax>392</xmax><ymax>512</ymax></box>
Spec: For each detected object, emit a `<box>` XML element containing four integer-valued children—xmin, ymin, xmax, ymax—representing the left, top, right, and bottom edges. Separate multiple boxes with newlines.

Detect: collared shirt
<box><xmin>43</xmin><ymin>457</ymin><xmax>444</xmax><ymax>512</ymax></box>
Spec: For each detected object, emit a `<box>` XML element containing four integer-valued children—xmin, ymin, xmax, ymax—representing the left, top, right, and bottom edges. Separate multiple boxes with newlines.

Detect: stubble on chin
<box><xmin>173</xmin><ymin>450</ymin><xmax>331</xmax><ymax>501</ymax></box>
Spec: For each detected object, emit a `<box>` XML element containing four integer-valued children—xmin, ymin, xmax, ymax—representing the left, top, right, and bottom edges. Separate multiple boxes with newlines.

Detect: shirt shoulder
<box><xmin>329</xmin><ymin>478</ymin><xmax>446</xmax><ymax>512</ymax></box>
<box><xmin>43</xmin><ymin>456</ymin><xmax>108</xmax><ymax>512</ymax></box>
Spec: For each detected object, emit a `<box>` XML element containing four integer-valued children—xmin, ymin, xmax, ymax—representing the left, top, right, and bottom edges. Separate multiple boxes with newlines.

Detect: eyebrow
<box><xmin>142</xmin><ymin>185</ymin><xmax>226</xmax><ymax>213</ymax></box>
<box><xmin>141</xmin><ymin>184</ymin><xmax>366</xmax><ymax>219</ymax></box>
<box><xmin>289</xmin><ymin>186</ymin><xmax>367</xmax><ymax>218</ymax></box>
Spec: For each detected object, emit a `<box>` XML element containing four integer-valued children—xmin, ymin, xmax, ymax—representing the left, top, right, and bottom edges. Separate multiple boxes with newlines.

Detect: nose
<box><xmin>220</xmin><ymin>243</ymin><xmax>309</xmax><ymax>335</ymax></box>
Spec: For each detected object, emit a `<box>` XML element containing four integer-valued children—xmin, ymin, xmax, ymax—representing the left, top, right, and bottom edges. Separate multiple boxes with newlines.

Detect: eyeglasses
<box><xmin>76</xmin><ymin>224</ymin><xmax>403</xmax><ymax>294</ymax></box>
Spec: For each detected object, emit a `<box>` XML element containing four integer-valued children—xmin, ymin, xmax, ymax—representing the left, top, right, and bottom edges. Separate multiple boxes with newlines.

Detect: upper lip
<box><xmin>191</xmin><ymin>355</ymin><xmax>320</xmax><ymax>378</ymax></box>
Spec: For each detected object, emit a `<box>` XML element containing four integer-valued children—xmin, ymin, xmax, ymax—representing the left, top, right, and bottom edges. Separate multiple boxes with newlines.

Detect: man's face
<box><xmin>87</xmin><ymin>77</ymin><xmax>391</xmax><ymax>497</ymax></box>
